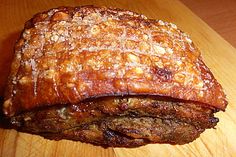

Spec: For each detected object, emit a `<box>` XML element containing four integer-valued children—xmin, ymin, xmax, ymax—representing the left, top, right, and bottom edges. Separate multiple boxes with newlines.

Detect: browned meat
<box><xmin>43</xmin><ymin>117</ymin><xmax>204</xmax><ymax>147</ymax></box>
<box><xmin>2</xmin><ymin>6</ymin><xmax>227</xmax><ymax>147</ymax></box>
<box><xmin>9</xmin><ymin>96</ymin><xmax>218</xmax><ymax>146</ymax></box>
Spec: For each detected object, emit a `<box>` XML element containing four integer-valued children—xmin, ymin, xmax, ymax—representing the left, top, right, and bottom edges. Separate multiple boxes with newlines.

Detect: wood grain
<box><xmin>180</xmin><ymin>0</ymin><xmax>236</xmax><ymax>48</ymax></box>
<box><xmin>0</xmin><ymin>0</ymin><xmax>236</xmax><ymax>157</ymax></box>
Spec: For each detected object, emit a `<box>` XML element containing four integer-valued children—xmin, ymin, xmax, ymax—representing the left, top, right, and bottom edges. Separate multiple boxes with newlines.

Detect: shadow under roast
<box><xmin>0</xmin><ymin>97</ymin><xmax>11</xmax><ymax>129</ymax></box>
<box><xmin>0</xmin><ymin>30</ymin><xmax>22</xmax><ymax>129</ymax></box>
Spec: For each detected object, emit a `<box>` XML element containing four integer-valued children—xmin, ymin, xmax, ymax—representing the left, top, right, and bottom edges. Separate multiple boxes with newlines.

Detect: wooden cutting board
<box><xmin>0</xmin><ymin>0</ymin><xmax>236</xmax><ymax>156</ymax></box>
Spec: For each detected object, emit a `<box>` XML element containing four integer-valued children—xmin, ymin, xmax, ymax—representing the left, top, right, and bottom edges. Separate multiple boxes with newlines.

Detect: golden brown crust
<box><xmin>3</xmin><ymin>6</ymin><xmax>227</xmax><ymax>116</ymax></box>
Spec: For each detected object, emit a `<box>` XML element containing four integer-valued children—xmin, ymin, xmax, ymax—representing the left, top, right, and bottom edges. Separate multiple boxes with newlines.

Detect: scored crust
<box><xmin>3</xmin><ymin>6</ymin><xmax>227</xmax><ymax>116</ymax></box>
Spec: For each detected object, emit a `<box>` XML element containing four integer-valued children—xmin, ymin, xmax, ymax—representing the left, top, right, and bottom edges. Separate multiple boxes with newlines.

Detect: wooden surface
<box><xmin>180</xmin><ymin>0</ymin><xmax>236</xmax><ymax>48</ymax></box>
<box><xmin>0</xmin><ymin>0</ymin><xmax>236</xmax><ymax>157</ymax></box>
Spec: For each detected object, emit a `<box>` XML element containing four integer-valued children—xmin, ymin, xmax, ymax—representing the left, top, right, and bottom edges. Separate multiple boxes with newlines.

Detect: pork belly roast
<box><xmin>2</xmin><ymin>6</ymin><xmax>227</xmax><ymax>147</ymax></box>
